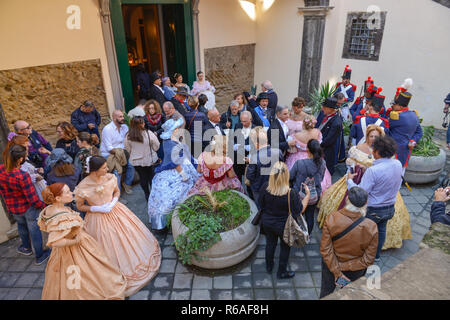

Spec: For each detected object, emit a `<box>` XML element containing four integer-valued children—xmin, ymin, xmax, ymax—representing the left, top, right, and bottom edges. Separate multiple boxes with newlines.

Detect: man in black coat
<box><xmin>219</xmin><ymin>100</ymin><xmax>242</xmax><ymax>131</ymax></box>
<box><xmin>246</xmin><ymin>80</ymin><xmax>278</xmax><ymax>112</ymax></box>
<box><xmin>147</xmin><ymin>72</ymin><xmax>167</xmax><ymax>107</ymax></box>
<box><xmin>202</xmin><ymin>108</ymin><xmax>225</xmax><ymax>151</ymax></box>
<box><xmin>316</xmin><ymin>97</ymin><xmax>343</xmax><ymax>175</ymax></box>
<box><xmin>170</xmin><ymin>87</ymin><xmax>189</xmax><ymax>117</ymax></box>
<box><xmin>267</xmin><ymin>105</ymin><xmax>296</xmax><ymax>161</ymax></box>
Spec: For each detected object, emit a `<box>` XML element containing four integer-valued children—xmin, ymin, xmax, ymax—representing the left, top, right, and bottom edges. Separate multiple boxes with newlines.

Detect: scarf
<box><xmin>147</xmin><ymin>113</ymin><xmax>162</xmax><ymax>125</ymax></box>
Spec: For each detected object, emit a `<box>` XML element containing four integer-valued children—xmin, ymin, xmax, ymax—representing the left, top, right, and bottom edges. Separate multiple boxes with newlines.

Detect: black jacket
<box><xmin>316</xmin><ymin>113</ymin><xmax>342</xmax><ymax>174</ymax></box>
<box><xmin>147</xmin><ymin>85</ymin><xmax>167</xmax><ymax>107</ymax></box>
<box><xmin>144</xmin><ymin>113</ymin><xmax>165</xmax><ymax>137</ymax></box>
<box><xmin>430</xmin><ymin>201</ymin><xmax>450</xmax><ymax>225</ymax></box>
<box><xmin>233</xmin><ymin>123</ymin><xmax>255</xmax><ymax>163</ymax></box>
<box><xmin>219</xmin><ymin>110</ymin><xmax>242</xmax><ymax>130</ymax></box>
<box><xmin>246</xmin><ymin>146</ymin><xmax>283</xmax><ymax>195</ymax></box>
<box><xmin>202</xmin><ymin>119</ymin><xmax>225</xmax><ymax>151</ymax></box>
<box><xmin>249</xmin><ymin>91</ymin><xmax>278</xmax><ymax>111</ymax></box>
<box><xmin>267</xmin><ymin>118</ymin><xmax>289</xmax><ymax>156</ymax></box>
<box><xmin>170</xmin><ymin>97</ymin><xmax>188</xmax><ymax>117</ymax></box>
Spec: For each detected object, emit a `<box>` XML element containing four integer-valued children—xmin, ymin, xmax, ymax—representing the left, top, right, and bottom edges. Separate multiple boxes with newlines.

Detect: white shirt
<box><xmin>100</xmin><ymin>121</ymin><xmax>129</xmax><ymax>158</ymax></box>
<box><xmin>154</xmin><ymin>84</ymin><xmax>164</xmax><ymax>94</ymax></box>
<box><xmin>242</xmin><ymin>126</ymin><xmax>251</xmax><ymax>140</ymax></box>
<box><xmin>277</xmin><ymin>117</ymin><xmax>289</xmax><ymax>139</ymax></box>
<box><xmin>210</xmin><ymin>120</ymin><xmax>222</xmax><ymax>135</ymax></box>
<box><xmin>128</xmin><ymin>106</ymin><xmax>146</xmax><ymax>118</ymax></box>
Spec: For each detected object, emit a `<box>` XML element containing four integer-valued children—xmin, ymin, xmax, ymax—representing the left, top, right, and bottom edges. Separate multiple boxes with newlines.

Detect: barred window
<box><xmin>342</xmin><ymin>12</ymin><xmax>386</xmax><ymax>61</ymax></box>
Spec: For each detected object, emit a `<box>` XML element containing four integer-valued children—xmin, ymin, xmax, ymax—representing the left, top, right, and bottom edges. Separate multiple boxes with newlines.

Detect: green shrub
<box><xmin>308</xmin><ymin>81</ymin><xmax>337</xmax><ymax>117</ymax></box>
<box><xmin>173</xmin><ymin>190</ymin><xmax>250</xmax><ymax>265</ymax></box>
<box><xmin>412</xmin><ymin>125</ymin><xmax>440</xmax><ymax>157</ymax></box>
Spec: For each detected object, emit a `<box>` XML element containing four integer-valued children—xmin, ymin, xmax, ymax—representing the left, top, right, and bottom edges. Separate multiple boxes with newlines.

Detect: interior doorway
<box><xmin>121</xmin><ymin>3</ymin><xmax>189</xmax><ymax>106</ymax></box>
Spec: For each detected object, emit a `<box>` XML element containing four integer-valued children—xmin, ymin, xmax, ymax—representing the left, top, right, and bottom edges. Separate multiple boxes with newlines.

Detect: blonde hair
<box><xmin>187</xmin><ymin>95</ymin><xmax>199</xmax><ymax>109</ymax></box>
<box><xmin>303</xmin><ymin>114</ymin><xmax>316</xmax><ymax>130</ymax></box>
<box><xmin>211</xmin><ymin>135</ymin><xmax>227</xmax><ymax>157</ymax></box>
<box><xmin>266</xmin><ymin>161</ymin><xmax>290</xmax><ymax>196</ymax></box>
<box><xmin>366</xmin><ymin>124</ymin><xmax>385</xmax><ymax>139</ymax></box>
<box><xmin>249</xmin><ymin>126</ymin><xmax>267</xmax><ymax>147</ymax></box>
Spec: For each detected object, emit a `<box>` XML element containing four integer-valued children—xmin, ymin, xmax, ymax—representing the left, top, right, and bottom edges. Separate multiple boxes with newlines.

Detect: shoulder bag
<box><xmin>283</xmin><ymin>189</ymin><xmax>310</xmax><ymax>248</ymax></box>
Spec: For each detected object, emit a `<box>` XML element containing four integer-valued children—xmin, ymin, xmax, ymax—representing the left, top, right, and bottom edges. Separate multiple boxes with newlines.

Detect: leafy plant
<box><xmin>343</xmin><ymin>120</ymin><xmax>351</xmax><ymax>136</ymax></box>
<box><xmin>173</xmin><ymin>190</ymin><xmax>250</xmax><ymax>265</ymax></box>
<box><xmin>411</xmin><ymin>126</ymin><xmax>440</xmax><ymax>157</ymax></box>
<box><xmin>308</xmin><ymin>81</ymin><xmax>337</xmax><ymax>117</ymax></box>
<box><xmin>123</xmin><ymin>112</ymin><xmax>131</xmax><ymax>127</ymax></box>
<box><xmin>250</xmin><ymin>85</ymin><xmax>257</xmax><ymax>96</ymax></box>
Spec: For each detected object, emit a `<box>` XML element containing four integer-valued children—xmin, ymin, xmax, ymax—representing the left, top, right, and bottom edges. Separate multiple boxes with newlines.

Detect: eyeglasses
<box><xmin>19</xmin><ymin>125</ymin><xmax>31</xmax><ymax>131</ymax></box>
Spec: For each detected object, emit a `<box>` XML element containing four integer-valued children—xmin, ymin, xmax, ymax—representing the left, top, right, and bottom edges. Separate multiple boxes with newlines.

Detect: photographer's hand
<box><xmin>435</xmin><ymin>188</ymin><xmax>450</xmax><ymax>202</ymax></box>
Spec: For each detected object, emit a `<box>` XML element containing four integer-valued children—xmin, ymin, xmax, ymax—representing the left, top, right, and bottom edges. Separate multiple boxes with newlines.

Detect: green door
<box><xmin>110</xmin><ymin>0</ymin><xmax>196</xmax><ymax>112</ymax></box>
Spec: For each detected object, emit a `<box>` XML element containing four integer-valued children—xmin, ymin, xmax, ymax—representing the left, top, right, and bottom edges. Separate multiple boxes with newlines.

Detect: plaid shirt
<box><xmin>0</xmin><ymin>164</ymin><xmax>46</xmax><ymax>215</ymax></box>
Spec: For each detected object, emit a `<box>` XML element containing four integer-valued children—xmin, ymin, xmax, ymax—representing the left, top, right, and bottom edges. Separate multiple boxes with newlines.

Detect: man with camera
<box><xmin>431</xmin><ymin>187</ymin><xmax>450</xmax><ymax>225</ymax></box>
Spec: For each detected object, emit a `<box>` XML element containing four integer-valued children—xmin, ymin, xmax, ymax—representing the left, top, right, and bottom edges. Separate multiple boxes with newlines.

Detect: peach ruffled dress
<box><xmin>74</xmin><ymin>173</ymin><xmax>161</xmax><ymax>297</ymax></box>
<box><xmin>38</xmin><ymin>206</ymin><xmax>126</xmax><ymax>300</ymax></box>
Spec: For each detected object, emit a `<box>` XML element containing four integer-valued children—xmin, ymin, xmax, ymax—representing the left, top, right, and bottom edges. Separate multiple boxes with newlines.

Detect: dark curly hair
<box><xmin>372</xmin><ymin>135</ymin><xmax>397</xmax><ymax>158</ymax></box>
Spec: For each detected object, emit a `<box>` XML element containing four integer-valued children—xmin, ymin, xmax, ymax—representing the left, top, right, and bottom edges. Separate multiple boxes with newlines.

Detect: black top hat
<box><xmin>395</xmin><ymin>89</ymin><xmax>412</xmax><ymax>107</ymax></box>
<box><xmin>322</xmin><ymin>97</ymin><xmax>338</xmax><ymax>109</ymax></box>
<box><xmin>342</xmin><ymin>65</ymin><xmax>352</xmax><ymax>79</ymax></box>
<box><xmin>372</xmin><ymin>88</ymin><xmax>385</xmax><ymax>107</ymax></box>
<box><xmin>149</xmin><ymin>72</ymin><xmax>160</xmax><ymax>84</ymax></box>
<box><xmin>175</xmin><ymin>86</ymin><xmax>190</xmax><ymax>96</ymax></box>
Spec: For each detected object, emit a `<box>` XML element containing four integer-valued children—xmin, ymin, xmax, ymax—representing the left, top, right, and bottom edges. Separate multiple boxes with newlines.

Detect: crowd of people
<box><xmin>0</xmin><ymin>64</ymin><xmax>446</xmax><ymax>300</ymax></box>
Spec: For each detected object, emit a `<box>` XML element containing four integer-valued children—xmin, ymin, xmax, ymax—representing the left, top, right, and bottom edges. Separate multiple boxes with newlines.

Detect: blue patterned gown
<box><xmin>147</xmin><ymin>139</ymin><xmax>200</xmax><ymax>230</ymax></box>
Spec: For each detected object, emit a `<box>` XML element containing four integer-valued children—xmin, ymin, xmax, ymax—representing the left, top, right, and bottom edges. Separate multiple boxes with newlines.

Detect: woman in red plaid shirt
<box><xmin>0</xmin><ymin>144</ymin><xmax>51</xmax><ymax>265</ymax></box>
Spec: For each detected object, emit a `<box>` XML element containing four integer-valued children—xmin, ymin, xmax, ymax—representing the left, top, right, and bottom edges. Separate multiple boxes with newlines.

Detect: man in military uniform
<box><xmin>387</xmin><ymin>82</ymin><xmax>422</xmax><ymax>173</ymax></box>
<box><xmin>351</xmin><ymin>87</ymin><xmax>389</xmax><ymax>145</ymax></box>
<box><xmin>334</xmin><ymin>65</ymin><xmax>357</xmax><ymax>103</ymax></box>
<box><xmin>316</xmin><ymin>97</ymin><xmax>342</xmax><ymax>175</ymax></box>
<box><xmin>350</xmin><ymin>77</ymin><xmax>375</xmax><ymax>121</ymax></box>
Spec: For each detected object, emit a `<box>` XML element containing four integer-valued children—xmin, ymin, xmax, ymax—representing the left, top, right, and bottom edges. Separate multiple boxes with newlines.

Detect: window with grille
<box><xmin>342</xmin><ymin>12</ymin><xmax>386</xmax><ymax>61</ymax></box>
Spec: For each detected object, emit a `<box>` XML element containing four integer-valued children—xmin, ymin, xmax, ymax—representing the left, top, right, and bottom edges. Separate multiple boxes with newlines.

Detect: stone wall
<box><xmin>0</xmin><ymin>59</ymin><xmax>111</xmax><ymax>144</ymax></box>
<box><xmin>205</xmin><ymin>44</ymin><xmax>255</xmax><ymax>113</ymax></box>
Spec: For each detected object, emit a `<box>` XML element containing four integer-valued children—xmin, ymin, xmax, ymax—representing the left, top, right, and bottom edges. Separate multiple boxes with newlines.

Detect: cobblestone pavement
<box><xmin>0</xmin><ymin>130</ymin><xmax>448</xmax><ymax>300</ymax></box>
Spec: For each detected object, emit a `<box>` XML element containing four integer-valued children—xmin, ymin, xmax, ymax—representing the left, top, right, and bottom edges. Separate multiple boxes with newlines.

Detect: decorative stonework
<box><xmin>0</xmin><ymin>59</ymin><xmax>110</xmax><ymax>144</ymax></box>
<box><xmin>204</xmin><ymin>44</ymin><xmax>255</xmax><ymax>113</ymax></box>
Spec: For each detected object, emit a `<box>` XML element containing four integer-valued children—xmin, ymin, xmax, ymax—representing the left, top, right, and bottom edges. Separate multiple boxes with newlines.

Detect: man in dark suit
<box><xmin>147</xmin><ymin>72</ymin><xmax>167</xmax><ymax>107</ymax></box>
<box><xmin>267</xmin><ymin>105</ymin><xmax>296</xmax><ymax>161</ymax></box>
<box><xmin>316</xmin><ymin>97</ymin><xmax>343</xmax><ymax>175</ymax></box>
<box><xmin>202</xmin><ymin>108</ymin><xmax>225</xmax><ymax>151</ymax></box>
<box><xmin>232</xmin><ymin>111</ymin><xmax>255</xmax><ymax>185</ymax></box>
<box><xmin>246</xmin><ymin>127</ymin><xmax>283</xmax><ymax>206</ymax></box>
<box><xmin>219</xmin><ymin>100</ymin><xmax>242</xmax><ymax>131</ymax></box>
<box><xmin>248</xmin><ymin>93</ymin><xmax>275</xmax><ymax>128</ymax></box>
<box><xmin>170</xmin><ymin>87</ymin><xmax>190</xmax><ymax>117</ymax></box>
<box><xmin>246</xmin><ymin>80</ymin><xmax>278</xmax><ymax>112</ymax></box>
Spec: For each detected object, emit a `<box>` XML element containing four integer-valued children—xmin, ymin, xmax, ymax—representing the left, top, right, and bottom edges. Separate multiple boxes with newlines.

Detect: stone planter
<box><xmin>405</xmin><ymin>148</ymin><xmax>446</xmax><ymax>184</ymax></box>
<box><xmin>171</xmin><ymin>191</ymin><xmax>259</xmax><ymax>269</ymax></box>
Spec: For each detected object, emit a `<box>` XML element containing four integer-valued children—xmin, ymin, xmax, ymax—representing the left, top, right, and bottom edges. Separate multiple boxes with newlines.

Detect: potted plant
<box><xmin>405</xmin><ymin>126</ymin><xmax>446</xmax><ymax>184</ymax></box>
<box><xmin>170</xmin><ymin>189</ymin><xmax>259</xmax><ymax>269</ymax></box>
<box><xmin>307</xmin><ymin>81</ymin><xmax>337</xmax><ymax>117</ymax></box>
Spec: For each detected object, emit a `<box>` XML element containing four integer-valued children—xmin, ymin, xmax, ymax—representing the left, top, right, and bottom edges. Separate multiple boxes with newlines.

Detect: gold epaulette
<box><xmin>390</xmin><ymin>111</ymin><xmax>399</xmax><ymax>120</ymax></box>
<box><xmin>413</xmin><ymin>110</ymin><xmax>419</xmax><ymax>118</ymax></box>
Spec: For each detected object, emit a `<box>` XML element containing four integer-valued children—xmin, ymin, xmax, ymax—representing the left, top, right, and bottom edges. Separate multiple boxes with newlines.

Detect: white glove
<box><xmin>105</xmin><ymin>197</ymin><xmax>119</xmax><ymax>212</ymax></box>
<box><xmin>90</xmin><ymin>203</ymin><xmax>112</xmax><ymax>213</ymax></box>
<box><xmin>244</xmin><ymin>145</ymin><xmax>251</xmax><ymax>152</ymax></box>
<box><xmin>233</xmin><ymin>144</ymin><xmax>241</xmax><ymax>151</ymax></box>
<box><xmin>180</xmin><ymin>170</ymin><xmax>188</xmax><ymax>182</ymax></box>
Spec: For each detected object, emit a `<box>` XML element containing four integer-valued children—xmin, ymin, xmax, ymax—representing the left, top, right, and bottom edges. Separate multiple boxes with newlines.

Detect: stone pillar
<box><xmin>192</xmin><ymin>0</ymin><xmax>201</xmax><ymax>70</ymax></box>
<box><xmin>297</xmin><ymin>1</ymin><xmax>333</xmax><ymax>102</ymax></box>
<box><xmin>99</xmin><ymin>0</ymin><xmax>125</xmax><ymax>111</ymax></box>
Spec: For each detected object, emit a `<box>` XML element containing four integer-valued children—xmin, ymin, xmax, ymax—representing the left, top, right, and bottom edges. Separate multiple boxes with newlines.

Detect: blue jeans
<box><xmin>112</xmin><ymin>161</ymin><xmax>135</xmax><ymax>187</ymax></box>
<box><xmin>366</xmin><ymin>204</ymin><xmax>395</xmax><ymax>259</ymax></box>
<box><xmin>13</xmin><ymin>206</ymin><xmax>44</xmax><ymax>259</ymax></box>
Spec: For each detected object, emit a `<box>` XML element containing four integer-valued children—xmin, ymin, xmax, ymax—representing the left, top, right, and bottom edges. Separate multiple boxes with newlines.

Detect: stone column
<box><xmin>192</xmin><ymin>0</ymin><xmax>201</xmax><ymax>70</ymax></box>
<box><xmin>297</xmin><ymin>1</ymin><xmax>333</xmax><ymax>102</ymax></box>
<box><xmin>98</xmin><ymin>0</ymin><xmax>125</xmax><ymax>111</ymax></box>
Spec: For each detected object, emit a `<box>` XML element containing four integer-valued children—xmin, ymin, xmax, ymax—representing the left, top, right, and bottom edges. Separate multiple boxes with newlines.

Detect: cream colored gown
<box><xmin>38</xmin><ymin>206</ymin><xmax>126</xmax><ymax>300</ymax></box>
<box><xmin>317</xmin><ymin>146</ymin><xmax>412</xmax><ymax>250</ymax></box>
<box><xmin>74</xmin><ymin>173</ymin><xmax>161</xmax><ymax>297</ymax></box>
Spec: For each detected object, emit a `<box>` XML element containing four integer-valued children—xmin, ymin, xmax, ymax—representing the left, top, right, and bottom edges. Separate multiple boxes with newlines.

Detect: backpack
<box><xmin>298</xmin><ymin>162</ymin><xmax>320</xmax><ymax>205</ymax></box>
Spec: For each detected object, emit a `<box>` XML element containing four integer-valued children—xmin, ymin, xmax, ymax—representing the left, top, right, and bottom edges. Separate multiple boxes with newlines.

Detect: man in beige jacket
<box><xmin>320</xmin><ymin>186</ymin><xmax>378</xmax><ymax>298</ymax></box>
